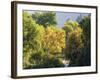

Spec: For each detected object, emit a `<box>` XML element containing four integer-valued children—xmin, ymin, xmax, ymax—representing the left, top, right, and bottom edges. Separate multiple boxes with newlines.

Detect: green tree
<box><xmin>78</xmin><ymin>16</ymin><xmax>91</xmax><ymax>66</ymax></box>
<box><xmin>32</xmin><ymin>12</ymin><xmax>57</xmax><ymax>27</ymax></box>
<box><xmin>80</xmin><ymin>16</ymin><xmax>91</xmax><ymax>41</ymax></box>
<box><xmin>23</xmin><ymin>11</ymin><xmax>45</xmax><ymax>68</ymax></box>
<box><xmin>63</xmin><ymin>20</ymin><xmax>84</xmax><ymax>66</ymax></box>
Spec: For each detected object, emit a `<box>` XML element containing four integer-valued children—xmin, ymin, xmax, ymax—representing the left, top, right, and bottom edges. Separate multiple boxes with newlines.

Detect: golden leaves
<box><xmin>42</xmin><ymin>26</ymin><xmax>66</xmax><ymax>53</ymax></box>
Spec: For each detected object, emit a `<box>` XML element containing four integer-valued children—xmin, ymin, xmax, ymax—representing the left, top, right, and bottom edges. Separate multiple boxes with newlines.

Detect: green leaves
<box><xmin>63</xmin><ymin>20</ymin><xmax>79</xmax><ymax>33</ymax></box>
<box><xmin>23</xmin><ymin>12</ymin><xmax>46</xmax><ymax>68</ymax></box>
<box><xmin>32</xmin><ymin>12</ymin><xmax>57</xmax><ymax>27</ymax></box>
<box><xmin>23</xmin><ymin>12</ymin><xmax>65</xmax><ymax>68</ymax></box>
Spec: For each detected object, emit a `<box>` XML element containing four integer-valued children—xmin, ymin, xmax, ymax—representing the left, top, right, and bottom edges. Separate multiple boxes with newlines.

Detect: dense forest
<box><xmin>23</xmin><ymin>11</ymin><xmax>91</xmax><ymax>69</ymax></box>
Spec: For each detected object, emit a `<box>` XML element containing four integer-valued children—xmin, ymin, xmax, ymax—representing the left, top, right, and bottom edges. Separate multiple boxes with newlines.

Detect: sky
<box><xmin>26</xmin><ymin>10</ymin><xmax>90</xmax><ymax>28</ymax></box>
<box><xmin>56</xmin><ymin>12</ymin><xmax>89</xmax><ymax>28</ymax></box>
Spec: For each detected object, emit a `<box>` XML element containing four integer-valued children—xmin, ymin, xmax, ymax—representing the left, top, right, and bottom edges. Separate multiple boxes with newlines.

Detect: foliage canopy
<box><xmin>23</xmin><ymin>11</ymin><xmax>91</xmax><ymax>68</ymax></box>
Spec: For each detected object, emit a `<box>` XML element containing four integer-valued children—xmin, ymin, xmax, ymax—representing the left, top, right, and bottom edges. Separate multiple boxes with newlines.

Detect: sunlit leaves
<box><xmin>23</xmin><ymin>12</ymin><xmax>45</xmax><ymax>68</ymax></box>
<box><xmin>43</xmin><ymin>26</ymin><xmax>66</xmax><ymax>54</ymax></box>
<box><xmin>63</xmin><ymin>20</ymin><xmax>79</xmax><ymax>33</ymax></box>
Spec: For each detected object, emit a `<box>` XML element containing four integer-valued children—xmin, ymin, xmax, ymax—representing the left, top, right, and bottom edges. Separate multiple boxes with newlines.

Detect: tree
<box><xmin>63</xmin><ymin>20</ymin><xmax>84</xmax><ymax>66</ymax></box>
<box><xmin>78</xmin><ymin>16</ymin><xmax>91</xmax><ymax>66</ymax></box>
<box><xmin>68</xmin><ymin>27</ymin><xmax>84</xmax><ymax>66</ymax></box>
<box><xmin>32</xmin><ymin>12</ymin><xmax>57</xmax><ymax>27</ymax></box>
<box><xmin>63</xmin><ymin>16</ymin><xmax>91</xmax><ymax>66</ymax></box>
<box><xmin>63</xmin><ymin>20</ymin><xmax>81</xmax><ymax>53</ymax></box>
<box><xmin>23</xmin><ymin>11</ymin><xmax>45</xmax><ymax>68</ymax></box>
<box><xmin>42</xmin><ymin>26</ymin><xmax>66</xmax><ymax>55</ymax></box>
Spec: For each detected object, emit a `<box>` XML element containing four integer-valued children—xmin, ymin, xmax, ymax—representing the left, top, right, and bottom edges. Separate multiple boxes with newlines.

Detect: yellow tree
<box><xmin>42</xmin><ymin>26</ymin><xmax>66</xmax><ymax>55</ymax></box>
